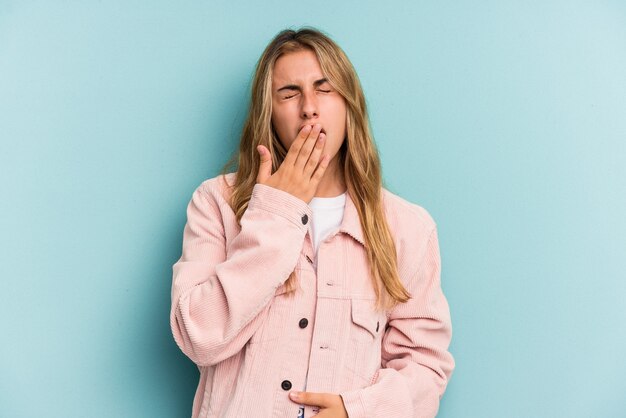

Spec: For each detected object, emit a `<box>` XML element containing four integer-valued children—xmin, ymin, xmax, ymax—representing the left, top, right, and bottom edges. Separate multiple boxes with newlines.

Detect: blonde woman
<box><xmin>171</xmin><ymin>27</ymin><xmax>455</xmax><ymax>418</ymax></box>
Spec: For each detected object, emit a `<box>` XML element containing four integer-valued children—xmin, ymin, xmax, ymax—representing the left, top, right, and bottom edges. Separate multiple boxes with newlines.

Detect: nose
<box><xmin>301</xmin><ymin>89</ymin><xmax>319</xmax><ymax>120</ymax></box>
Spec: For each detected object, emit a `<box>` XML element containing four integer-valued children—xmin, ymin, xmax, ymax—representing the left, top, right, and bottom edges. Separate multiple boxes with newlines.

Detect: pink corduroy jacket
<box><xmin>170</xmin><ymin>172</ymin><xmax>455</xmax><ymax>418</ymax></box>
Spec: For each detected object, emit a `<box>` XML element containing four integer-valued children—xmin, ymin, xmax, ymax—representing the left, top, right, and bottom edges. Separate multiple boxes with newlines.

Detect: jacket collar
<box><xmin>337</xmin><ymin>191</ymin><xmax>366</xmax><ymax>247</ymax></box>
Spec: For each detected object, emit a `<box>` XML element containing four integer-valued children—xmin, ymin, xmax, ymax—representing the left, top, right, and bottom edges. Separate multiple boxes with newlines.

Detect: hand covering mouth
<box><xmin>300</xmin><ymin>125</ymin><xmax>326</xmax><ymax>135</ymax></box>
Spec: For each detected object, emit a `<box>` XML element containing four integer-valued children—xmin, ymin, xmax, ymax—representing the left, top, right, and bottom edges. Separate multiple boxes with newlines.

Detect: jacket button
<box><xmin>299</xmin><ymin>318</ymin><xmax>308</xmax><ymax>328</ymax></box>
<box><xmin>281</xmin><ymin>380</ymin><xmax>292</xmax><ymax>390</ymax></box>
<box><xmin>301</xmin><ymin>214</ymin><xmax>308</xmax><ymax>225</ymax></box>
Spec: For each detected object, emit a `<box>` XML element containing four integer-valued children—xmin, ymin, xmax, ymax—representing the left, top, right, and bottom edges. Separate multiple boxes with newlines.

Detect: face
<box><xmin>271</xmin><ymin>49</ymin><xmax>347</xmax><ymax>165</ymax></box>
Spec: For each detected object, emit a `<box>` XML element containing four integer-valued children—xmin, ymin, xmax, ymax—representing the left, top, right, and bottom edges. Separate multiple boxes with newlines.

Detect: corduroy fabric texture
<box><xmin>171</xmin><ymin>172</ymin><xmax>455</xmax><ymax>418</ymax></box>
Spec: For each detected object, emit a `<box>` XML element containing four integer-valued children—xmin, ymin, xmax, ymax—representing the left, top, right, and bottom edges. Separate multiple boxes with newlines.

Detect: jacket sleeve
<box><xmin>339</xmin><ymin>226</ymin><xmax>455</xmax><ymax>418</ymax></box>
<box><xmin>170</xmin><ymin>180</ymin><xmax>312</xmax><ymax>367</ymax></box>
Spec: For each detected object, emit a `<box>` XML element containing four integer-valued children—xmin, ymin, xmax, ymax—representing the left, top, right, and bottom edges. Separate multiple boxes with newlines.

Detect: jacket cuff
<box><xmin>248</xmin><ymin>183</ymin><xmax>313</xmax><ymax>230</ymax></box>
<box><xmin>339</xmin><ymin>390</ymin><xmax>366</xmax><ymax>418</ymax></box>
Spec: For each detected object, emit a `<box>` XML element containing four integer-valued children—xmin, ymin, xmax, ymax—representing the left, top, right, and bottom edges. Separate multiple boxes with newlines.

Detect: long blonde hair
<box><xmin>220</xmin><ymin>27</ymin><xmax>410</xmax><ymax>311</ymax></box>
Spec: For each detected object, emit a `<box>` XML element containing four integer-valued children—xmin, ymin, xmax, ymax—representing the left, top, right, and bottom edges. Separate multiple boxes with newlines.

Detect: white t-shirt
<box><xmin>307</xmin><ymin>192</ymin><xmax>347</xmax><ymax>269</ymax></box>
<box><xmin>298</xmin><ymin>192</ymin><xmax>346</xmax><ymax>418</ymax></box>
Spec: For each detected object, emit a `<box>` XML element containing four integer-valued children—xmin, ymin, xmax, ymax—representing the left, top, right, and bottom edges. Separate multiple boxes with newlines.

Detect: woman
<box><xmin>171</xmin><ymin>27</ymin><xmax>455</xmax><ymax>418</ymax></box>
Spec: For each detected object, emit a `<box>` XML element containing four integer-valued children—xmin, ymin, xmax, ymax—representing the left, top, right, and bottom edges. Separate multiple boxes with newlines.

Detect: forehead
<box><xmin>272</xmin><ymin>49</ymin><xmax>324</xmax><ymax>86</ymax></box>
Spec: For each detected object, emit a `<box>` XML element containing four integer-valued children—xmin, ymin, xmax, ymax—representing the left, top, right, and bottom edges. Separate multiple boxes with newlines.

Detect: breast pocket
<box><xmin>346</xmin><ymin>298</ymin><xmax>387</xmax><ymax>386</ymax></box>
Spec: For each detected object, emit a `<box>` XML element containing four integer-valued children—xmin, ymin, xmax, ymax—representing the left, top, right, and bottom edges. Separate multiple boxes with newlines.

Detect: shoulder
<box><xmin>194</xmin><ymin>172</ymin><xmax>237</xmax><ymax>203</ymax></box>
<box><xmin>381</xmin><ymin>187</ymin><xmax>437</xmax><ymax>233</ymax></box>
<box><xmin>380</xmin><ymin>187</ymin><xmax>438</xmax><ymax>272</ymax></box>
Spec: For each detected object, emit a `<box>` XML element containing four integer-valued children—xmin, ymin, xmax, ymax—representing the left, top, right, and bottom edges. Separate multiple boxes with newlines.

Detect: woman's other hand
<box><xmin>289</xmin><ymin>391</ymin><xmax>348</xmax><ymax>418</ymax></box>
<box><xmin>256</xmin><ymin>123</ymin><xmax>329</xmax><ymax>203</ymax></box>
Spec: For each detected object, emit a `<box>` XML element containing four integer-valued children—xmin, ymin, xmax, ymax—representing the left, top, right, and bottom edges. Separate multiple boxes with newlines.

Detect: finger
<box><xmin>310</xmin><ymin>153</ymin><xmax>331</xmax><ymax>185</ymax></box>
<box><xmin>256</xmin><ymin>145</ymin><xmax>272</xmax><ymax>184</ymax></box>
<box><xmin>290</xmin><ymin>391</ymin><xmax>331</xmax><ymax>408</ymax></box>
<box><xmin>282</xmin><ymin>124</ymin><xmax>313</xmax><ymax>167</ymax></box>
<box><xmin>303</xmin><ymin>132</ymin><xmax>325</xmax><ymax>179</ymax></box>
<box><xmin>294</xmin><ymin>123</ymin><xmax>322</xmax><ymax>170</ymax></box>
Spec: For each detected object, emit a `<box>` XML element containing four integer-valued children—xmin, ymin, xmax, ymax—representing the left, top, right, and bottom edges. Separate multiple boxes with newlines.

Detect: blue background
<box><xmin>1</xmin><ymin>1</ymin><xmax>625</xmax><ymax>417</ymax></box>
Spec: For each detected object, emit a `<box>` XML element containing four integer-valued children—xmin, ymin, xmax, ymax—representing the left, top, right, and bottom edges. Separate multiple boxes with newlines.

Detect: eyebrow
<box><xmin>276</xmin><ymin>78</ymin><xmax>329</xmax><ymax>93</ymax></box>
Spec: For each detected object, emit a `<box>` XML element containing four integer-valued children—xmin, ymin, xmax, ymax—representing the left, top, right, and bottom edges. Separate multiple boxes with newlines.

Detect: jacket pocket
<box><xmin>351</xmin><ymin>299</ymin><xmax>384</xmax><ymax>339</ymax></box>
<box><xmin>346</xmin><ymin>299</ymin><xmax>387</xmax><ymax>386</ymax></box>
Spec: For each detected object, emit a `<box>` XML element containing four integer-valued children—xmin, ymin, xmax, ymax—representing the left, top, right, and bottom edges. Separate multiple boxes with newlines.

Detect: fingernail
<box><xmin>289</xmin><ymin>391</ymin><xmax>300</xmax><ymax>400</ymax></box>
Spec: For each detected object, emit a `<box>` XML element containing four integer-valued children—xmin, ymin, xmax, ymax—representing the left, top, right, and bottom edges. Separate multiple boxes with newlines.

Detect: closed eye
<box><xmin>284</xmin><ymin>89</ymin><xmax>331</xmax><ymax>100</ymax></box>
